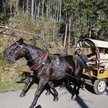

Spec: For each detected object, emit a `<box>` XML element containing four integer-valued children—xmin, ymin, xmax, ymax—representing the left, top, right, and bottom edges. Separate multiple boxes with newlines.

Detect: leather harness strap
<box><xmin>35</xmin><ymin>51</ymin><xmax>49</xmax><ymax>70</ymax></box>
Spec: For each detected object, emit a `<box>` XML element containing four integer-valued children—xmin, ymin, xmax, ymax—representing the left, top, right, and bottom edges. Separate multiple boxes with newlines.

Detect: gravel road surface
<box><xmin>0</xmin><ymin>87</ymin><xmax>108</xmax><ymax>108</ymax></box>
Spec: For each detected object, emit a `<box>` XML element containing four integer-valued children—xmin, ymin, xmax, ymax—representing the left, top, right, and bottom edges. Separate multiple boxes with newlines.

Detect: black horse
<box><xmin>18</xmin><ymin>71</ymin><xmax>59</xmax><ymax>101</ymax></box>
<box><xmin>3</xmin><ymin>38</ymin><xmax>83</xmax><ymax>108</ymax></box>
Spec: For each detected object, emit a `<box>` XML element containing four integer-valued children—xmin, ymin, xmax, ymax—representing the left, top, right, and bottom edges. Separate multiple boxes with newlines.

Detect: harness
<box><xmin>12</xmin><ymin>43</ymin><xmax>24</xmax><ymax>56</ymax></box>
<box><xmin>34</xmin><ymin>50</ymin><xmax>49</xmax><ymax>70</ymax></box>
<box><xmin>12</xmin><ymin>43</ymin><xmax>83</xmax><ymax>84</ymax></box>
<box><xmin>12</xmin><ymin>42</ymin><xmax>49</xmax><ymax>71</ymax></box>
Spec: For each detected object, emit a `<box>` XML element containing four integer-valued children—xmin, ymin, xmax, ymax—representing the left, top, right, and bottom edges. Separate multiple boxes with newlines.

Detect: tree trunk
<box><xmin>54</xmin><ymin>0</ymin><xmax>57</xmax><ymax>20</ymax></box>
<box><xmin>41</xmin><ymin>0</ymin><xmax>45</xmax><ymax>18</ymax></box>
<box><xmin>67</xmin><ymin>17</ymin><xmax>71</xmax><ymax>54</ymax></box>
<box><xmin>9</xmin><ymin>0</ymin><xmax>13</xmax><ymax>14</ymax></box>
<box><xmin>37</xmin><ymin>0</ymin><xmax>40</xmax><ymax>17</ymax></box>
<box><xmin>64</xmin><ymin>11</ymin><xmax>68</xmax><ymax>48</ymax></box>
<box><xmin>15</xmin><ymin>0</ymin><xmax>19</xmax><ymax>16</ymax></box>
<box><xmin>26</xmin><ymin>0</ymin><xmax>29</xmax><ymax>14</ymax></box>
<box><xmin>34</xmin><ymin>0</ymin><xmax>37</xmax><ymax>20</ymax></box>
<box><xmin>22</xmin><ymin>0</ymin><xmax>25</xmax><ymax>12</ymax></box>
<box><xmin>55</xmin><ymin>0</ymin><xmax>59</xmax><ymax>21</ymax></box>
<box><xmin>64</xmin><ymin>22</ymin><xmax>68</xmax><ymax>48</ymax></box>
<box><xmin>59</xmin><ymin>0</ymin><xmax>62</xmax><ymax>22</ymax></box>
<box><xmin>31</xmin><ymin>0</ymin><xmax>34</xmax><ymax>20</ymax></box>
<box><xmin>46</xmin><ymin>1</ymin><xmax>49</xmax><ymax>17</ymax></box>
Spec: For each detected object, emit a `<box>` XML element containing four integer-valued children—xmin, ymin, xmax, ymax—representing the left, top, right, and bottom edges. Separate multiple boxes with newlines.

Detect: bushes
<box><xmin>0</xmin><ymin>12</ymin><xmax>11</xmax><ymax>24</ymax></box>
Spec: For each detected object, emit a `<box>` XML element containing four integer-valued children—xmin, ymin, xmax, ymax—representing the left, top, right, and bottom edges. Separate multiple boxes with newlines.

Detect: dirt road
<box><xmin>0</xmin><ymin>87</ymin><xmax>108</xmax><ymax>108</ymax></box>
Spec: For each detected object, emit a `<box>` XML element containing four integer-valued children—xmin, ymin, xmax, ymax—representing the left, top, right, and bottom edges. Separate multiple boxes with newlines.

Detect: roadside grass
<box><xmin>0</xmin><ymin>81</ymin><xmax>37</xmax><ymax>92</ymax></box>
<box><xmin>0</xmin><ymin>81</ymin><xmax>24</xmax><ymax>92</ymax></box>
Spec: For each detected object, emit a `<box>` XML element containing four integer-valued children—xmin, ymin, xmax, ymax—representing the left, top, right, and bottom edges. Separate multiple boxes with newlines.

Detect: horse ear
<box><xmin>17</xmin><ymin>38</ymin><xmax>24</xmax><ymax>44</ymax></box>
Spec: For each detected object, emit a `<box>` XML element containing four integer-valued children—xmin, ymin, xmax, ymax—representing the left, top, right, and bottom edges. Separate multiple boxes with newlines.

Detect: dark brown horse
<box><xmin>3</xmin><ymin>38</ymin><xmax>83</xmax><ymax>108</ymax></box>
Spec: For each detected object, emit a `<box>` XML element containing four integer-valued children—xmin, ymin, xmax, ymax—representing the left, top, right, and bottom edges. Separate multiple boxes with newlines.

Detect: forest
<box><xmin>1</xmin><ymin>0</ymin><xmax>108</xmax><ymax>45</ymax></box>
<box><xmin>0</xmin><ymin>0</ymin><xmax>108</xmax><ymax>84</ymax></box>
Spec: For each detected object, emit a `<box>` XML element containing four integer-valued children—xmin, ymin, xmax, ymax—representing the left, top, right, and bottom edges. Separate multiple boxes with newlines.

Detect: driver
<box><xmin>75</xmin><ymin>48</ymin><xmax>88</xmax><ymax>68</ymax></box>
<box><xmin>87</xmin><ymin>48</ymin><xmax>97</xmax><ymax>66</ymax></box>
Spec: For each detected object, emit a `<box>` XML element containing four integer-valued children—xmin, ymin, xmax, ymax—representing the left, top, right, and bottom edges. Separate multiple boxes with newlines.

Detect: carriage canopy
<box><xmin>76</xmin><ymin>38</ymin><xmax>108</xmax><ymax>48</ymax></box>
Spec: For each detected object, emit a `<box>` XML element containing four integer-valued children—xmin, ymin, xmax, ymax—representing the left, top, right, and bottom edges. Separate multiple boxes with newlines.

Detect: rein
<box><xmin>13</xmin><ymin>45</ymin><xmax>23</xmax><ymax>56</ymax></box>
<box><xmin>27</xmin><ymin>50</ymin><xmax>49</xmax><ymax>71</ymax></box>
<box><xmin>9</xmin><ymin>41</ymin><xmax>83</xmax><ymax>83</ymax></box>
<box><xmin>11</xmin><ymin>42</ymin><xmax>24</xmax><ymax>57</ymax></box>
<box><xmin>34</xmin><ymin>50</ymin><xmax>49</xmax><ymax>70</ymax></box>
<box><xmin>29</xmin><ymin>51</ymin><xmax>83</xmax><ymax>83</ymax></box>
<box><xmin>12</xmin><ymin>42</ymin><xmax>49</xmax><ymax>71</ymax></box>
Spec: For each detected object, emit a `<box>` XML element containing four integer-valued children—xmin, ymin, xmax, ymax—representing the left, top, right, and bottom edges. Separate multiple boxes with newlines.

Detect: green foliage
<box><xmin>0</xmin><ymin>12</ymin><xmax>11</xmax><ymax>24</ymax></box>
<box><xmin>101</xmin><ymin>20</ymin><xmax>108</xmax><ymax>38</ymax></box>
<box><xmin>0</xmin><ymin>51</ymin><xmax>7</xmax><ymax>65</ymax></box>
<box><xmin>0</xmin><ymin>82</ymin><xmax>24</xmax><ymax>92</ymax></box>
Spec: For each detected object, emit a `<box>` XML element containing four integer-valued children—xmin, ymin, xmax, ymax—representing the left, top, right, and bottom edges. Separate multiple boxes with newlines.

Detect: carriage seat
<box><xmin>87</xmin><ymin>54</ymin><xmax>97</xmax><ymax>67</ymax></box>
<box><xmin>99</xmin><ymin>53</ymin><xmax>108</xmax><ymax>69</ymax></box>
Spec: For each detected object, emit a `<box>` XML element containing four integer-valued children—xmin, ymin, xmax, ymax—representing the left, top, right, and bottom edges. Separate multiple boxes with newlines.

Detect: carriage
<box><xmin>4</xmin><ymin>37</ymin><xmax>108</xmax><ymax>108</ymax></box>
<box><xmin>76</xmin><ymin>38</ymin><xmax>108</xmax><ymax>95</ymax></box>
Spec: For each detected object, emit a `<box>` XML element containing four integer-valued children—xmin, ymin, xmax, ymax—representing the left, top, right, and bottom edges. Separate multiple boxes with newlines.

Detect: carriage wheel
<box><xmin>93</xmin><ymin>79</ymin><xmax>106</xmax><ymax>95</ymax></box>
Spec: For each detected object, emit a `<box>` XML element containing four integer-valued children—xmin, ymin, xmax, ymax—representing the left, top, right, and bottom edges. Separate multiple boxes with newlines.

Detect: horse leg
<box><xmin>45</xmin><ymin>86</ymin><xmax>51</xmax><ymax>95</ymax></box>
<box><xmin>20</xmin><ymin>76</ymin><xmax>34</xmax><ymax>97</ymax></box>
<box><xmin>64</xmin><ymin>79</ymin><xmax>75</xmax><ymax>97</ymax></box>
<box><xmin>29</xmin><ymin>78</ymin><xmax>47</xmax><ymax>108</ymax></box>
<box><xmin>71</xmin><ymin>84</ymin><xmax>77</xmax><ymax>100</ymax></box>
<box><xmin>45</xmin><ymin>83</ymin><xmax>54</xmax><ymax>95</ymax></box>
<box><xmin>71</xmin><ymin>83</ymin><xmax>80</xmax><ymax>100</ymax></box>
<box><xmin>59</xmin><ymin>82</ymin><xmax>65</xmax><ymax>90</ymax></box>
<box><xmin>64</xmin><ymin>79</ymin><xmax>78</xmax><ymax>100</ymax></box>
<box><xmin>48</xmin><ymin>81</ymin><xmax>59</xmax><ymax>101</ymax></box>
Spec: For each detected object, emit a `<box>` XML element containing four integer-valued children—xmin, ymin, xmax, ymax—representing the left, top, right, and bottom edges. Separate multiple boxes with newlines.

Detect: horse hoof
<box><xmin>20</xmin><ymin>92</ymin><xmax>26</xmax><ymax>97</ymax></box>
<box><xmin>71</xmin><ymin>95</ymin><xmax>77</xmax><ymax>100</ymax></box>
<box><xmin>59</xmin><ymin>85</ymin><xmax>64</xmax><ymax>90</ymax></box>
<box><xmin>53</xmin><ymin>97</ymin><xmax>59</xmax><ymax>102</ymax></box>
<box><xmin>45</xmin><ymin>91</ymin><xmax>50</xmax><ymax>95</ymax></box>
<box><xmin>29</xmin><ymin>106</ymin><xmax>34</xmax><ymax>108</ymax></box>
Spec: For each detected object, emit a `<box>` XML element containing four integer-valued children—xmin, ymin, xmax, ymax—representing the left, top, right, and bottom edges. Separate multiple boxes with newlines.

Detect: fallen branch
<box><xmin>0</xmin><ymin>25</ymin><xmax>64</xmax><ymax>52</ymax></box>
<box><xmin>0</xmin><ymin>25</ymin><xmax>34</xmax><ymax>35</ymax></box>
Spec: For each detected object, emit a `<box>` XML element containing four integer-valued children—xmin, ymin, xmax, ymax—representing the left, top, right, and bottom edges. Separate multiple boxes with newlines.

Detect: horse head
<box><xmin>3</xmin><ymin>38</ymin><xmax>26</xmax><ymax>64</ymax></box>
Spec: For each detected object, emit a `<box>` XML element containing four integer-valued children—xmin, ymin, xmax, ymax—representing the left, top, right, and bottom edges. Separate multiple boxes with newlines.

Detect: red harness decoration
<box><xmin>35</xmin><ymin>50</ymin><xmax>49</xmax><ymax>70</ymax></box>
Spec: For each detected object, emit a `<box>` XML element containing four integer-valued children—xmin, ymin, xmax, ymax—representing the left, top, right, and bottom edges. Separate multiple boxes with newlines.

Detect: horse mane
<box><xmin>22</xmin><ymin>41</ymin><xmax>43</xmax><ymax>52</ymax></box>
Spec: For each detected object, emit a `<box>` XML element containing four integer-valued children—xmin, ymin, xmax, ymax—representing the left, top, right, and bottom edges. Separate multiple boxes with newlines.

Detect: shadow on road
<box><xmin>84</xmin><ymin>84</ymin><xmax>95</xmax><ymax>94</ymax></box>
<box><xmin>105</xmin><ymin>87</ymin><xmax>108</xmax><ymax>95</ymax></box>
<box><xmin>76</xmin><ymin>96</ymin><xmax>89</xmax><ymax>108</ymax></box>
<box><xmin>64</xmin><ymin>84</ymin><xmax>89</xmax><ymax>108</ymax></box>
<box><xmin>35</xmin><ymin>105</ymin><xmax>42</xmax><ymax>108</ymax></box>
